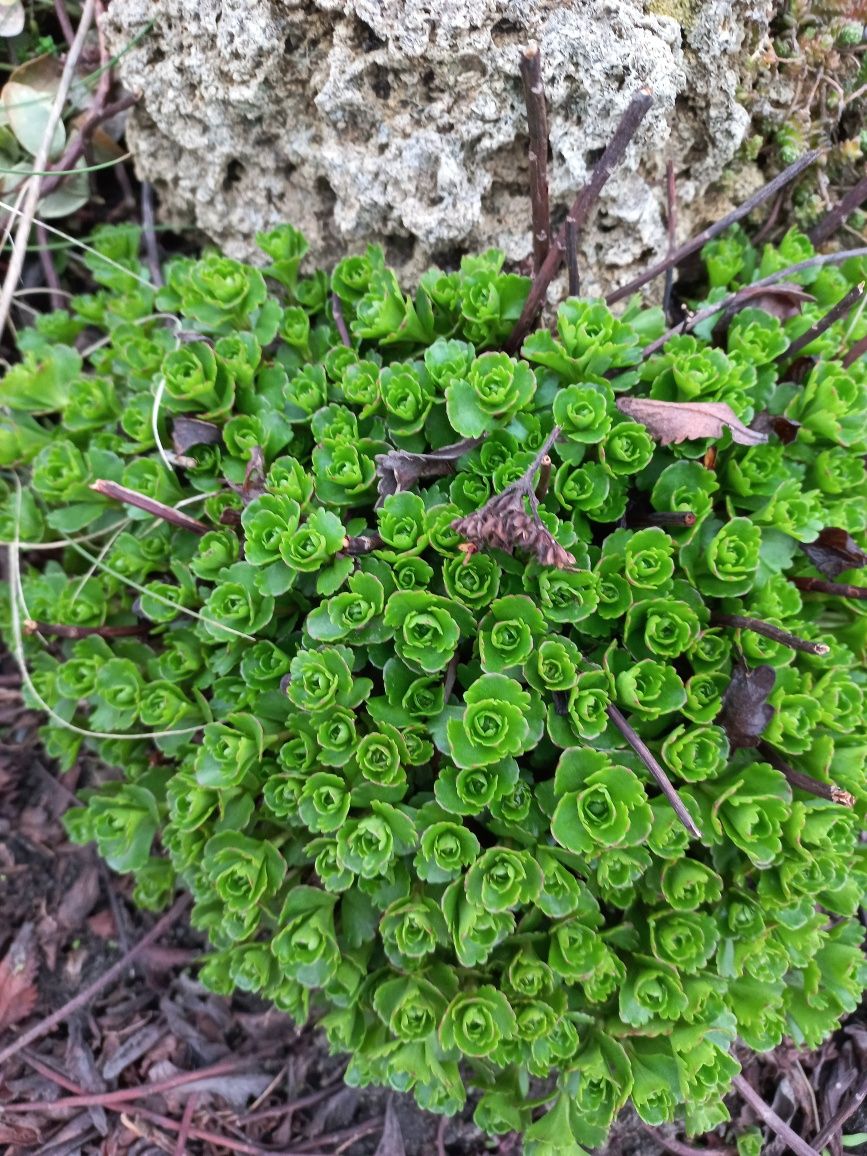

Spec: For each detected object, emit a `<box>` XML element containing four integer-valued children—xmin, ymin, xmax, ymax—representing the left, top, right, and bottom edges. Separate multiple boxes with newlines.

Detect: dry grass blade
<box><xmin>91</xmin><ymin>478</ymin><xmax>209</xmax><ymax>535</ymax></box>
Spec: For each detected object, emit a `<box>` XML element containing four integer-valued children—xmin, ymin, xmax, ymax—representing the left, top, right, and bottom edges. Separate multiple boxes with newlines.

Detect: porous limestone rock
<box><xmin>103</xmin><ymin>0</ymin><xmax>775</xmax><ymax>296</ymax></box>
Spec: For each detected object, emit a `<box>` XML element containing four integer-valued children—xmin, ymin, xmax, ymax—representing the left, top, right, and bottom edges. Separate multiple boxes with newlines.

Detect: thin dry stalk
<box><xmin>504</xmin><ymin>87</ymin><xmax>653</xmax><ymax>353</ymax></box>
<box><xmin>606</xmin><ymin>149</ymin><xmax>821</xmax><ymax>305</ymax></box>
<box><xmin>519</xmin><ymin>41</ymin><xmax>550</xmax><ymax>273</ymax></box>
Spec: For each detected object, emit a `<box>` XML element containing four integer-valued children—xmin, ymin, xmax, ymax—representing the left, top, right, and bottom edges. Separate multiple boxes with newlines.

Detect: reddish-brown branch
<box><xmin>519</xmin><ymin>42</ymin><xmax>551</xmax><ymax>273</ymax></box>
<box><xmin>843</xmin><ymin>331</ymin><xmax>867</xmax><ymax>368</ymax></box>
<box><xmin>711</xmin><ymin>612</ymin><xmax>830</xmax><ymax>656</ymax></box>
<box><xmin>606</xmin><ymin>149</ymin><xmax>821</xmax><ymax>305</ymax></box>
<box><xmin>35</xmin><ymin>222</ymin><xmax>64</xmax><ymax>311</ymax></box>
<box><xmin>757</xmin><ymin>741</ymin><xmax>855</xmax><ymax>807</ymax></box>
<box><xmin>504</xmin><ymin>87</ymin><xmax>653</xmax><ymax>353</ymax></box>
<box><xmin>606</xmin><ymin>703</ymin><xmax>701</xmax><ymax>838</ymax></box>
<box><xmin>809</xmin><ymin>171</ymin><xmax>867</xmax><ymax>246</ymax></box>
<box><xmin>564</xmin><ymin>216</ymin><xmax>579</xmax><ymax>297</ymax></box>
<box><xmin>779</xmin><ymin>283</ymin><xmax>864</xmax><ymax>362</ymax></box>
<box><xmin>733</xmin><ymin>1074</ymin><xmax>822</xmax><ymax>1156</ymax></box>
<box><xmin>40</xmin><ymin>93</ymin><xmax>140</xmax><ymax>200</ymax></box>
<box><xmin>141</xmin><ymin>180</ymin><xmax>164</xmax><ymax>287</ymax></box>
<box><xmin>91</xmin><ymin>479</ymin><xmax>209</xmax><ymax>535</ymax></box>
<box><xmin>331</xmin><ymin>292</ymin><xmax>352</xmax><ymax>348</ymax></box>
<box><xmin>114</xmin><ymin>1105</ymin><xmax>279</xmax><ymax>1156</ymax></box>
<box><xmin>24</xmin><ymin>619</ymin><xmax>150</xmax><ymax>640</ymax></box>
<box><xmin>342</xmin><ymin>531</ymin><xmax>383</xmax><ymax>556</ymax></box>
<box><xmin>663</xmin><ymin>158</ymin><xmax>678</xmax><ymax>322</ymax></box>
<box><xmin>173</xmin><ymin>1095</ymin><xmax>198</xmax><ymax>1156</ymax></box>
<box><xmin>0</xmin><ymin>894</ymin><xmax>191</xmax><ymax>1068</ymax></box>
<box><xmin>238</xmin><ymin>1083</ymin><xmax>344</xmax><ymax>1125</ymax></box>
<box><xmin>54</xmin><ymin>0</ymin><xmax>76</xmax><ymax>45</ymax></box>
<box><xmin>436</xmin><ymin>1115</ymin><xmax>449</xmax><ymax>1156</ymax></box>
<box><xmin>792</xmin><ymin>576</ymin><xmax>867</xmax><ymax>599</ymax></box>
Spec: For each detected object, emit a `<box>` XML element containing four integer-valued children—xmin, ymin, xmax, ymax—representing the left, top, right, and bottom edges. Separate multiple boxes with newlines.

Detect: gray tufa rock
<box><xmin>103</xmin><ymin>0</ymin><xmax>774</xmax><ymax>296</ymax></box>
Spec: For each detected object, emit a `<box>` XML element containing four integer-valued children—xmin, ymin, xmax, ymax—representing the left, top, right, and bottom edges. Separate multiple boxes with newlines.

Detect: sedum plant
<box><xmin>1</xmin><ymin>220</ymin><xmax>867</xmax><ymax>1153</ymax></box>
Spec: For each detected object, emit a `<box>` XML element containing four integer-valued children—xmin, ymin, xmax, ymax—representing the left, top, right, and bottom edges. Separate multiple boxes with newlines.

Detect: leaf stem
<box><xmin>605</xmin><ymin>149</ymin><xmax>821</xmax><ymax>305</ymax></box>
<box><xmin>90</xmin><ymin>479</ymin><xmax>209</xmax><ymax>536</ymax></box>
<box><xmin>504</xmin><ymin>87</ymin><xmax>653</xmax><ymax>353</ymax></box>
<box><xmin>710</xmin><ymin>612</ymin><xmax>829</xmax><ymax>656</ymax></box>
<box><xmin>519</xmin><ymin>42</ymin><xmax>551</xmax><ymax>274</ymax></box>
<box><xmin>606</xmin><ymin>703</ymin><xmax>701</xmax><ymax>838</ymax></box>
<box><xmin>843</xmin><ymin>330</ymin><xmax>867</xmax><ymax>369</ymax></box>
<box><xmin>791</xmin><ymin>576</ymin><xmax>867</xmax><ymax>599</ymax></box>
<box><xmin>757</xmin><ymin>741</ymin><xmax>855</xmax><ymax>807</ymax></box>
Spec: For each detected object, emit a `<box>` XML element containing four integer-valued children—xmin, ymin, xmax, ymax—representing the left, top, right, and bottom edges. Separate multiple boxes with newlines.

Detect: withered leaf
<box><xmin>172</xmin><ymin>417</ymin><xmax>221</xmax><ymax>456</ymax></box>
<box><xmin>227</xmin><ymin>445</ymin><xmax>268</xmax><ymax>503</ymax></box>
<box><xmin>0</xmin><ymin>1123</ymin><xmax>40</xmax><ymax>1146</ymax></box>
<box><xmin>751</xmin><ymin>411</ymin><xmax>801</xmax><ymax>444</ymax></box>
<box><xmin>0</xmin><ymin>922</ymin><xmax>38</xmax><ymax>1033</ymax></box>
<box><xmin>801</xmin><ymin>527</ymin><xmax>867</xmax><ymax>580</ymax></box>
<box><xmin>376</xmin><ymin>437</ymin><xmax>482</xmax><ymax>503</ymax></box>
<box><xmin>726</xmin><ymin>283</ymin><xmax>814</xmax><ymax>321</ymax></box>
<box><xmin>452</xmin><ymin>490</ymin><xmax>575</xmax><ymax>570</ymax></box>
<box><xmin>718</xmin><ymin>663</ymin><xmax>776</xmax><ymax>749</ymax></box>
<box><xmin>374</xmin><ymin>1097</ymin><xmax>407</xmax><ymax>1156</ymax></box>
<box><xmin>711</xmin><ymin>285</ymin><xmax>815</xmax><ymax>341</ymax></box>
<box><xmin>616</xmin><ymin>397</ymin><xmax>767</xmax><ymax>447</ymax></box>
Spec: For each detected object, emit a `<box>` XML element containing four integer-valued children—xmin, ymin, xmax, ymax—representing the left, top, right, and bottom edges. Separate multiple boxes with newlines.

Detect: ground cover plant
<box><xmin>1</xmin><ymin>211</ymin><xmax>866</xmax><ymax>1154</ymax></box>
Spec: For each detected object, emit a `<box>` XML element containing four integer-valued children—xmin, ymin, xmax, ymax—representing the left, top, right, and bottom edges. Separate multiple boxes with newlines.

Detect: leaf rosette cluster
<box><xmin>2</xmin><ymin>221</ymin><xmax>867</xmax><ymax>1153</ymax></box>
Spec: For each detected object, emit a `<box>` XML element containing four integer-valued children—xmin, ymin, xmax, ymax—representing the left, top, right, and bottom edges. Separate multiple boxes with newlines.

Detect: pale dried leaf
<box><xmin>0</xmin><ymin>922</ymin><xmax>38</xmax><ymax>1032</ymax></box>
<box><xmin>616</xmin><ymin>396</ymin><xmax>767</xmax><ymax>447</ymax></box>
<box><xmin>0</xmin><ymin>1</ymin><xmax>24</xmax><ymax>38</ymax></box>
<box><xmin>376</xmin><ymin>437</ymin><xmax>481</xmax><ymax>502</ymax></box>
<box><xmin>2</xmin><ymin>53</ymin><xmax>66</xmax><ymax>158</ymax></box>
<box><xmin>101</xmin><ymin>1023</ymin><xmax>166</xmax><ymax>1080</ymax></box>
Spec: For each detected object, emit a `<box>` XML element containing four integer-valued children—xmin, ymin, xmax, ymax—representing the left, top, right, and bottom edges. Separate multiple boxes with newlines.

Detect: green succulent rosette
<box><xmin>6</xmin><ymin>220</ymin><xmax>867</xmax><ymax>1155</ymax></box>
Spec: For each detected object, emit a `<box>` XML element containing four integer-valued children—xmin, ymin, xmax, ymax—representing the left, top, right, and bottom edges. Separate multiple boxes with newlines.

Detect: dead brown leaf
<box><xmin>171</xmin><ymin>417</ymin><xmax>221</xmax><ymax>456</ymax></box>
<box><xmin>616</xmin><ymin>397</ymin><xmax>768</xmax><ymax>447</ymax></box>
<box><xmin>0</xmin><ymin>922</ymin><xmax>38</xmax><ymax>1032</ymax></box>
<box><xmin>374</xmin><ymin>1097</ymin><xmax>407</xmax><ymax>1156</ymax></box>
<box><xmin>0</xmin><ymin>1121</ymin><xmax>40</xmax><ymax>1145</ymax></box>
